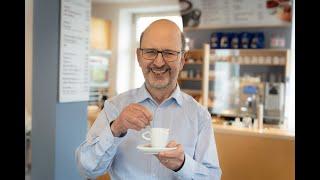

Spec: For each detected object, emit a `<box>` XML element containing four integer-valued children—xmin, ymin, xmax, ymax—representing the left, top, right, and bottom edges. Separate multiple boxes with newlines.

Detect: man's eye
<box><xmin>144</xmin><ymin>50</ymin><xmax>157</xmax><ymax>54</ymax></box>
<box><xmin>164</xmin><ymin>51</ymin><xmax>175</xmax><ymax>55</ymax></box>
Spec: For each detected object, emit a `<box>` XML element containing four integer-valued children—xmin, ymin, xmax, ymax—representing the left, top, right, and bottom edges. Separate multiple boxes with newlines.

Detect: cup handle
<box><xmin>142</xmin><ymin>131</ymin><xmax>151</xmax><ymax>141</ymax></box>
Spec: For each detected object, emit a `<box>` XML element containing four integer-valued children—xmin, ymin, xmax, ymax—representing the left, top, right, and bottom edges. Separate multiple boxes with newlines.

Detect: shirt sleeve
<box><xmin>75</xmin><ymin>101</ymin><xmax>126</xmax><ymax>179</ymax></box>
<box><xmin>173</xmin><ymin>110</ymin><xmax>222</xmax><ymax>180</ymax></box>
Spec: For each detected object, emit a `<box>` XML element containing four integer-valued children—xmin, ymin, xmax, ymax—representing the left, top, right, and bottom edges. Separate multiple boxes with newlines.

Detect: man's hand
<box><xmin>110</xmin><ymin>103</ymin><xmax>152</xmax><ymax>137</ymax></box>
<box><xmin>156</xmin><ymin>140</ymin><xmax>185</xmax><ymax>171</ymax></box>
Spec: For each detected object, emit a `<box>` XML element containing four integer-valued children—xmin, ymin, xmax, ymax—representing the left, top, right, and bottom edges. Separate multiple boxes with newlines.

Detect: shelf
<box><xmin>187</xmin><ymin>49</ymin><xmax>203</xmax><ymax>52</ymax></box>
<box><xmin>183</xmin><ymin>23</ymin><xmax>291</xmax><ymax>32</ymax></box>
<box><xmin>179</xmin><ymin>77</ymin><xmax>215</xmax><ymax>81</ymax></box>
<box><xmin>181</xmin><ymin>89</ymin><xmax>215</xmax><ymax>96</ymax></box>
<box><xmin>212</xmin><ymin>113</ymin><xmax>282</xmax><ymax>122</ymax></box>
<box><xmin>210</xmin><ymin>49</ymin><xmax>289</xmax><ymax>57</ymax></box>
<box><xmin>210</xmin><ymin>48</ymin><xmax>289</xmax><ymax>52</ymax></box>
<box><xmin>185</xmin><ymin>62</ymin><xmax>202</xmax><ymax>65</ymax></box>
<box><xmin>237</xmin><ymin>63</ymin><xmax>286</xmax><ymax>66</ymax></box>
<box><xmin>179</xmin><ymin>77</ymin><xmax>202</xmax><ymax>81</ymax></box>
<box><xmin>209</xmin><ymin>61</ymin><xmax>286</xmax><ymax>66</ymax></box>
<box><xmin>181</xmin><ymin>89</ymin><xmax>202</xmax><ymax>95</ymax></box>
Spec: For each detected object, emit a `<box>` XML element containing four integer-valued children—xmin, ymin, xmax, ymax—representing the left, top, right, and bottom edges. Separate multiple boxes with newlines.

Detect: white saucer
<box><xmin>136</xmin><ymin>144</ymin><xmax>177</xmax><ymax>154</ymax></box>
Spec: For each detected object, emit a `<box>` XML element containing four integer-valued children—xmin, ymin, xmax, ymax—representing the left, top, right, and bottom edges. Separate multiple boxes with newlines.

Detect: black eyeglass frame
<box><xmin>138</xmin><ymin>48</ymin><xmax>185</xmax><ymax>62</ymax></box>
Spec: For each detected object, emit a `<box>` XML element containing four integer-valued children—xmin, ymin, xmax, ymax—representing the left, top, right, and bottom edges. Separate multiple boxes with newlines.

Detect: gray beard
<box><xmin>147</xmin><ymin>78</ymin><xmax>171</xmax><ymax>89</ymax></box>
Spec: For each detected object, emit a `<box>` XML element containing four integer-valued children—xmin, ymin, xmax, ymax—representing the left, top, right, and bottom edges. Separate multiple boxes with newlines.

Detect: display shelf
<box><xmin>181</xmin><ymin>89</ymin><xmax>202</xmax><ymax>95</ymax></box>
<box><xmin>210</xmin><ymin>61</ymin><xmax>286</xmax><ymax>66</ymax></box>
<box><xmin>181</xmin><ymin>89</ymin><xmax>214</xmax><ymax>96</ymax></box>
<box><xmin>179</xmin><ymin>77</ymin><xmax>215</xmax><ymax>81</ymax></box>
<box><xmin>183</xmin><ymin>23</ymin><xmax>291</xmax><ymax>32</ymax></box>
<box><xmin>210</xmin><ymin>49</ymin><xmax>289</xmax><ymax>57</ymax></box>
<box><xmin>185</xmin><ymin>61</ymin><xmax>202</xmax><ymax>65</ymax></box>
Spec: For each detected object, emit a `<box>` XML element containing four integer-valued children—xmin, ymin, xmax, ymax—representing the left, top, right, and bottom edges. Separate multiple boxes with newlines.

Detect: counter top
<box><xmin>212</xmin><ymin>123</ymin><xmax>295</xmax><ymax>140</ymax></box>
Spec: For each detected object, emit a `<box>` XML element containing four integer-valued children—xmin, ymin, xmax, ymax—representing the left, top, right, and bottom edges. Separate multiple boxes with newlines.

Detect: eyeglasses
<box><xmin>139</xmin><ymin>48</ymin><xmax>184</xmax><ymax>62</ymax></box>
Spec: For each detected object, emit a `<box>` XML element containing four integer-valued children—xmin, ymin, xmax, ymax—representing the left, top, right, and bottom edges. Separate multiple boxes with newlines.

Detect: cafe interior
<box><xmin>25</xmin><ymin>0</ymin><xmax>295</xmax><ymax>179</ymax></box>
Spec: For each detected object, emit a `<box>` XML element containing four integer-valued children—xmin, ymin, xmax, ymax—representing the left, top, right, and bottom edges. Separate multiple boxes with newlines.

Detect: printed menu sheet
<box><xmin>190</xmin><ymin>0</ymin><xmax>286</xmax><ymax>27</ymax></box>
<box><xmin>59</xmin><ymin>0</ymin><xmax>91</xmax><ymax>102</ymax></box>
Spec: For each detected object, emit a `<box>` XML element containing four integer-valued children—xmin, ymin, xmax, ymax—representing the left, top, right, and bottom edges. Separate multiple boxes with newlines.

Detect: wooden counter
<box><xmin>213</xmin><ymin>123</ymin><xmax>295</xmax><ymax>140</ymax></box>
<box><xmin>213</xmin><ymin>124</ymin><xmax>295</xmax><ymax>180</ymax></box>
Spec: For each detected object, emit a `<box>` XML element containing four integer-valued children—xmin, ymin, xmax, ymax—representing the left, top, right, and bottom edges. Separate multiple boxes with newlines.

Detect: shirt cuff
<box><xmin>93</xmin><ymin>122</ymin><xmax>125</xmax><ymax>157</ymax></box>
<box><xmin>173</xmin><ymin>153</ymin><xmax>195</xmax><ymax>179</ymax></box>
<box><xmin>109</xmin><ymin>120</ymin><xmax>127</xmax><ymax>137</ymax></box>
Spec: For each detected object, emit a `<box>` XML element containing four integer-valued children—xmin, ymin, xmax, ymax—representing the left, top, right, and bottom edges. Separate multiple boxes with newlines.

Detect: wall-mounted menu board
<box><xmin>59</xmin><ymin>0</ymin><xmax>91</xmax><ymax>103</ymax></box>
<box><xmin>189</xmin><ymin>0</ymin><xmax>291</xmax><ymax>27</ymax></box>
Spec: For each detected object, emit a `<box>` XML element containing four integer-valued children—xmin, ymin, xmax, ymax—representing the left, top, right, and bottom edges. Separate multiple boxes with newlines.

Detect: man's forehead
<box><xmin>141</xmin><ymin>20</ymin><xmax>182</xmax><ymax>48</ymax></box>
<box><xmin>144</xmin><ymin>19</ymin><xmax>181</xmax><ymax>35</ymax></box>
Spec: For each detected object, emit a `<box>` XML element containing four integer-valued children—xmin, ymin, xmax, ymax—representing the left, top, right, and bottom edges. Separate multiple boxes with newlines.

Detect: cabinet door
<box><xmin>90</xmin><ymin>17</ymin><xmax>111</xmax><ymax>50</ymax></box>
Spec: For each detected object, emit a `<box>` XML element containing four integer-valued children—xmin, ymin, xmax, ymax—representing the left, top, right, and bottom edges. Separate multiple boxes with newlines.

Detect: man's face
<box><xmin>137</xmin><ymin>21</ymin><xmax>185</xmax><ymax>89</ymax></box>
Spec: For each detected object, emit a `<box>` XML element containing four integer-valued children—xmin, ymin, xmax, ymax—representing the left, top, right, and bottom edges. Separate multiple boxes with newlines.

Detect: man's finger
<box><xmin>159</xmin><ymin>144</ymin><xmax>182</xmax><ymax>158</ymax></box>
<box><xmin>166</xmin><ymin>140</ymin><xmax>177</xmax><ymax>148</ymax></box>
<box><xmin>133</xmin><ymin>104</ymin><xmax>153</xmax><ymax>120</ymax></box>
<box><xmin>135</xmin><ymin>112</ymin><xmax>150</xmax><ymax>125</ymax></box>
<box><xmin>126</xmin><ymin>111</ymin><xmax>147</xmax><ymax>127</ymax></box>
<box><xmin>159</xmin><ymin>149</ymin><xmax>179</xmax><ymax>158</ymax></box>
<box><xmin>131</xmin><ymin>117</ymin><xmax>147</xmax><ymax>129</ymax></box>
<box><xmin>125</xmin><ymin>119</ymin><xmax>142</xmax><ymax>131</ymax></box>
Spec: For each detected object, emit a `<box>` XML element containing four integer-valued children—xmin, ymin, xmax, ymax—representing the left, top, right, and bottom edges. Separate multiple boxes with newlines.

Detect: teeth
<box><xmin>151</xmin><ymin>69</ymin><xmax>167</xmax><ymax>74</ymax></box>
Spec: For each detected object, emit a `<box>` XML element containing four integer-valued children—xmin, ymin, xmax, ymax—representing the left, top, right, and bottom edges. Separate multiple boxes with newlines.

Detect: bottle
<box><xmin>272</xmin><ymin>56</ymin><xmax>280</xmax><ymax>65</ymax></box>
<box><xmin>240</xmin><ymin>32</ymin><xmax>250</xmax><ymax>49</ymax></box>
<box><xmin>253</xmin><ymin>118</ymin><xmax>258</xmax><ymax>129</ymax></box>
<box><xmin>243</xmin><ymin>117</ymin><xmax>252</xmax><ymax>128</ymax></box>
<box><xmin>231</xmin><ymin>33</ymin><xmax>239</xmax><ymax>49</ymax></box>
<box><xmin>258</xmin><ymin>56</ymin><xmax>264</xmax><ymax>64</ymax></box>
<box><xmin>277</xmin><ymin>33</ymin><xmax>286</xmax><ymax>48</ymax></box>
<box><xmin>258</xmin><ymin>104</ymin><xmax>264</xmax><ymax>130</ymax></box>
<box><xmin>220</xmin><ymin>33</ymin><xmax>229</xmax><ymax>49</ymax></box>
<box><xmin>233</xmin><ymin>117</ymin><xmax>242</xmax><ymax>127</ymax></box>
<box><xmin>270</xmin><ymin>33</ymin><xmax>277</xmax><ymax>48</ymax></box>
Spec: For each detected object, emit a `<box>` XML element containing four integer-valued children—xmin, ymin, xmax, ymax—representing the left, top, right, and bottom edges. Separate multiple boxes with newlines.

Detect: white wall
<box><xmin>25</xmin><ymin>0</ymin><xmax>33</xmax><ymax>121</ymax></box>
<box><xmin>92</xmin><ymin>0</ymin><xmax>180</xmax><ymax>95</ymax></box>
<box><xmin>285</xmin><ymin>1</ymin><xmax>295</xmax><ymax>131</ymax></box>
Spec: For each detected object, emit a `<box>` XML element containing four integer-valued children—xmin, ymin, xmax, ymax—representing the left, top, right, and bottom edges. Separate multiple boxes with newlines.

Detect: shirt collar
<box><xmin>136</xmin><ymin>83</ymin><xmax>183</xmax><ymax>106</ymax></box>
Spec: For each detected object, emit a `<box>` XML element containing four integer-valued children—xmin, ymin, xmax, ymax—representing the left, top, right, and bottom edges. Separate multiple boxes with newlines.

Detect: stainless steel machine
<box><xmin>264</xmin><ymin>82</ymin><xmax>285</xmax><ymax>124</ymax></box>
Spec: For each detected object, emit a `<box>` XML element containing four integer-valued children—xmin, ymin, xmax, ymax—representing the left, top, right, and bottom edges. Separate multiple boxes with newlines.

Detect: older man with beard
<box><xmin>76</xmin><ymin>19</ymin><xmax>221</xmax><ymax>180</ymax></box>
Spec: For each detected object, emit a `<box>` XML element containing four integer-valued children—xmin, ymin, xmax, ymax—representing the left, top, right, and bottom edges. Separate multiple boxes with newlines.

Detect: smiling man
<box><xmin>76</xmin><ymin>19</ymin><xmax>221</xmax><ymax>179</ymax></box>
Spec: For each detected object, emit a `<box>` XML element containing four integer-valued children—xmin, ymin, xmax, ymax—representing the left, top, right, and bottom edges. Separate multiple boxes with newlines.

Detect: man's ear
<box><xmin>179</xmin><ymin>51</ymin><xmax>187</xmax><ymax>71</ymax></box>
<box><xmin>136</xmin><ymin>48</ymin><xmax>142</xmax><ymax>67</ymax></box>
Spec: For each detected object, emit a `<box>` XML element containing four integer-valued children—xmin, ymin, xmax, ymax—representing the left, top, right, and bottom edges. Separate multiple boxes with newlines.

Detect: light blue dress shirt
<box><xmin>76</xmin><ymin>84</ymin><xmax>221</xmax><ymax>179</ymax></box>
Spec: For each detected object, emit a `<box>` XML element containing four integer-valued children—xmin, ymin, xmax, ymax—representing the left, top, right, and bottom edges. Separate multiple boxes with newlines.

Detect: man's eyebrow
<box><xmin>142</xmin><ymin>48</ymin><xmax>157</xmax><ymax>50</ymax></box>
<box><xmin>163</xmin><ymin>49</ymin><xmax>180</xmax><ymax>52</ymax></box>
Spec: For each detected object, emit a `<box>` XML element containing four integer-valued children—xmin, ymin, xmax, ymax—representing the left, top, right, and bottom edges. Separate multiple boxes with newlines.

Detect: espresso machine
<box><xmin>239</xmin><ymin>80</ymin><xmax>264</xmax><ymax>119</ymax></box>
<box><xmin>264</xmin><ymin>82</ymin><xmax>285</xmax><ymax>124</ymax></box>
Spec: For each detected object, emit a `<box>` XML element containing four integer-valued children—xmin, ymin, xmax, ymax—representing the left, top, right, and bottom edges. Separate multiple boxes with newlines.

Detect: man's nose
<box><xmin>153</xmin><ymin>52</ymin><xmax>166</xmax><ymax>67</ymax></box>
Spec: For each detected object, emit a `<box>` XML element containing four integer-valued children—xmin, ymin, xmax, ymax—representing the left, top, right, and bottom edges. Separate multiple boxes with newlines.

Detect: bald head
<box><xmin>139</xmin><ymin>19</ymin><xmax>186</xmax><ymax>51</ymax></box>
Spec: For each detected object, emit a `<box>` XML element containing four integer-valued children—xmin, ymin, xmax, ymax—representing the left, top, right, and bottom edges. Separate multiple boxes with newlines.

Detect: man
<box><xmin>76</xmin><ymin>19</ymin><xmax>221</xmax><ymax>179</ymax></box>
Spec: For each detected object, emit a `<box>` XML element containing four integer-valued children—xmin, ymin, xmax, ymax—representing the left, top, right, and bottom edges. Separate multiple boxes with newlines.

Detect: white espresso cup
<box><xmin>141</xmin><ymin>128</ymin><xmax>169</xmax><ymax>148</ymax></box>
